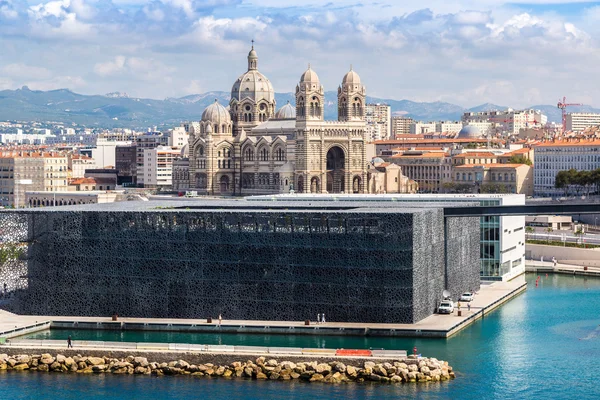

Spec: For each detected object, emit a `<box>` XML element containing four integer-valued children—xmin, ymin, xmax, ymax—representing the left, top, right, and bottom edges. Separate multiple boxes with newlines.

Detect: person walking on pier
<box><xmin>317</xmin><ymin>313</ymin><xmax>321</xmax><ymax>324</ymax></box>
<box><xmin>322</xmin><ymin>313</ymin><xmax>326</xmax><ymax>324</ymax></box>
<box><xmin>67</xmin><ymin>335</ymin><xmax>73</xmax><ymax>349</ymax></box>
<box><xmin>218</xmin><ymin>314</ymin><xmax>222</xmax><ymax>326</ymax></box>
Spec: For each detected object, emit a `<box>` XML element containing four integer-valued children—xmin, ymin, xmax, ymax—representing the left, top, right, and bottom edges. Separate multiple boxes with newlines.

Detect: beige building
<box><xmin>367</xmin><ymin>159</ymin><xmax>418</xmax><ymax>194</ymax></box>
<box><xmin>387</xmin><ymin>151</ymin><xmax>452</xmax><ymax>193</ymax></box>
<box><xmin>0</xmin><ymin>151</ymin><xmax>68</xmax><ymax>208</ymax></box>
<box><xmin>69</xmin><ymin>154</ymin><xmax>95</xmax><ymax>178</ymax></box>
<box><xmin>452</xmin><ymin>163</ymin><xmax>533</xmax><ymax>195</ymax></box>
<box><xmin>391</xmin><ymin>116</ymin><xmax>414</xmax><ymax>137</ymax></box>
<box><xmin>186</xmin><ymin>46</ymin><xmax>373</xmax><ymax>195</ymax></box>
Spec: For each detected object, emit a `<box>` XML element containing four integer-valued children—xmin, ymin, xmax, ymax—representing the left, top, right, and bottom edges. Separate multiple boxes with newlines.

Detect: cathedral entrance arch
<box><xmin>220</xmin><ymin>175</ymin><xmax>230</xmax><ymax>193</ymax></box>
<box><xmin>297</xmin><ymin>177</ymin><xmax>304</xmax><ymax>193</ymax></box>
<box><xmin>326</xmin><ymin>146</ymin><xmax>345</xmax><ymax>193</ymax></box>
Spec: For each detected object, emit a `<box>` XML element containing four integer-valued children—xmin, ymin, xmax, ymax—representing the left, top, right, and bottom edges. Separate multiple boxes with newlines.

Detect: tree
<box><xmin>525</xmin><ymin>226</ymin><xmax>535</xmax><ymax>234</ymax></box>
<box><xmin>508</xmin><ymin>155</ymin><xmax>532</xmax><ymax>166</ymax></box>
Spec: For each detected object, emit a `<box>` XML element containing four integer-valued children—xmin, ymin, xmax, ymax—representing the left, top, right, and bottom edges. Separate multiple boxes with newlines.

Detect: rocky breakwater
<box><xmin>0</xmin><ymin>353</ymin><xmax>455</xmax><ymax>384</ymax></box>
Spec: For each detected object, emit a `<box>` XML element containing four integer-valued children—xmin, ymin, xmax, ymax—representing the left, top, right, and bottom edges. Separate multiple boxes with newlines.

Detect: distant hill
<box><xmin>0</xmin><ymin>86</ymin><xmax>591</xmax><ymax>129</ymax></box>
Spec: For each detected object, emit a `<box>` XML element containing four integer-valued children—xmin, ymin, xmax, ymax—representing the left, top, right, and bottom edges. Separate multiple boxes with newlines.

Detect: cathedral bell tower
<box><xmin>296</xmin><ymin>65</ymin><xmax>324</xmax><ymax>122</ymax></box>
<box><xmin>338</xmin><ymin>66</ymin><xmax>366</xmax><ymax>121</ymax></box>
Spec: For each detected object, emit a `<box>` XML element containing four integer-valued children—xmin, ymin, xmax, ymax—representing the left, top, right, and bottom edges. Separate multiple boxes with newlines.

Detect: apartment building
<box><xmin>409</xmin><ymin>122</ymin><xmax>437</xmax><ymax>135</ymax></box>
<box><xmin>566</xmin><ymin>113</ymin><xmax>600</xmax><ymax>132</ymax></box>
<box><xmin>143</xmin><ymin>146</ymin><xmax>180</xmax><ymax>188</ymax></box>
<box><xmin>0</xmin><ymin>151</ymin><xmax>68</xmax><ymax>208</ymax></box>
<box><xmin>391</xmin><ymin>116</ymin><xmax>413</xmax><ymax>137</ymax></box>
<box><xmin>365</xmin><ymin>103</ymin><xmax>391</xmax><ymax>140</ymax></box>
<box><xmin>533</xmin><ymin>139</ymin><xmax>600</xmax><ymax>196</ymax></box>
<box><xmin>136</xmin><ymin>132</ymin><xmax>168</xmax><ymax>186</ymax></box>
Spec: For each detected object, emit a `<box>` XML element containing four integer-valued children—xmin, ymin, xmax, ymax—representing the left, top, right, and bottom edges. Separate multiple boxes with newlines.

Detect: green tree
<box><xmin>508</xmin><ymin>155</ymin><xmax>532</xmax><ymax>166</ymax></box>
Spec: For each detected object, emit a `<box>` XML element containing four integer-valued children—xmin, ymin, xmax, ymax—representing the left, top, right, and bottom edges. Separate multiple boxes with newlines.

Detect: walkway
<box><xmin>1</xmin><ymin>276</ymin><xmax>527</xmax><ymax>339</ymax></box>
<box><xmin>526</xmin><ymin>260</ymin><xmax>600</xmax><ymax>277</ymax></box>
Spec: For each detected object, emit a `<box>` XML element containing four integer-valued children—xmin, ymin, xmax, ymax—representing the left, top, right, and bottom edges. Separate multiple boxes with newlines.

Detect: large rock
<box><xmin>346</xmin><ymin>365</ymin><xmax>357</xmax><ymax>378</ymax></box>
<box><xmin>13</xmin><ymin>363</ymin><xmax>29</xmax><ymax>371</ymax></box>
<box><xmin>309</xmin><ymin>373</ymin><xmax>324</xmax><ymax>382</ymax></box>
<box><xmin>86</xmin><ymin>357</ymin><xmax>105</xmax><ymax>366</ymax></box>
<box><xmin>40</xmin><ymin>356</ymin><xmax>55</xmax><ymax>365</ymax></box>
<box><xmin>134</xmin><ymin>357</ymin><xmax>149</xmax><ymax>367</ymax></box>
<box><xmin>315</xmin><ymin>364</ymin><xmax>332</xmax><ymax>374</ymax></box>
<box><xmin>373</xmin><ymin>365</ymin><xmax>387</xmax><ymax>377</ymax></box>
<box><xmin>332</xmin><ymin>362</ymin><xmax>346</xmax><ymax>373</ymax></box>
<box><xmin>363</xmin><ymin>361</ymin><xmax>376</xmax><ymax>369</ymax></box>
<box><xmin>266</xmin><ymin>359</ymin><xmax>278</xmax><ymax>367</ymax></box>
<box><xmin>16</xmin><ymin>355</ymin><xmax>31</xmax><ymax>364</ymax></box>
<box><xmin>256</xmin><ymin>372</ymin><xmax>268</xmax><ymax>380</ymax></box>
<box><xmin>56</xmin><ymin>354</ymin><xmax>66</xmax><ymax>364</ymax></box>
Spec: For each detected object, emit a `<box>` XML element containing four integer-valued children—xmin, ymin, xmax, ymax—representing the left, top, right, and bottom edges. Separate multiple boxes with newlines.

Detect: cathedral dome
<box><xmin>201</xmin><ymin>100</ymin><xmax>231</xmax><ymax>125</ymax></box>
<box><xmin>457</xmin><ymin>125</ymin><xmax>481</xmax><ymax>139</ymax></box>
<box><xmin>300</xmin><ymin>65</ymin><xmax>320</xmax><ymax>84</ymax></box>
<box><xmin>342</xmin><ymin>68</ymin><xmax>361</xmax><ymax>85</ymax></box>
<box><xmin>230</xmin><ymin>46</ymin><xmax>275</xmax><ymax>104</ymax></box>
<box><xmin>275</xmin><ymin>101</ymin><xmax>296</xmax><ymax>119</ymax></box>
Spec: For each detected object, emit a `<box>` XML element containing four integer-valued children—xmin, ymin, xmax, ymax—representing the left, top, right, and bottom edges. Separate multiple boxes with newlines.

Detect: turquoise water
<box><xmin>2</xmin><ymin>273</ymin><xmax>600</xmax><ymax>399</ymax></box>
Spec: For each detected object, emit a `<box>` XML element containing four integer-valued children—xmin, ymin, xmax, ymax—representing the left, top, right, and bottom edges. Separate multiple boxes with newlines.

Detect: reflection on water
<box><xmin>6</xmin><ymin>273</ymin><xmax>600</xmax><ymax>400</ymax></box>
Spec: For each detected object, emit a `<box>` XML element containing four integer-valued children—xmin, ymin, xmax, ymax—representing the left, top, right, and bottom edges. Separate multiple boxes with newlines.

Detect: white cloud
<box><xmin>1</xmin><ymin>1</ymin><xmax>600</xmax><ymax>107</ymax></box>
<box><xmin>2</xmin><ymin>63</ymin><xmax>52</xmax><ymax>79</ymax></box>
<box><xmin>94</xmin><ymin>56</ymin><xmax>174</xmax><ymax>82</ymax></box>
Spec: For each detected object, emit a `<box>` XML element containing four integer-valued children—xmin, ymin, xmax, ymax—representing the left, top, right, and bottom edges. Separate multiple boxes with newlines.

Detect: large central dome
<box><xmin>230</xmin><ymin>46</ymin><xmax>275</xmax><ymax>104</ymax></box>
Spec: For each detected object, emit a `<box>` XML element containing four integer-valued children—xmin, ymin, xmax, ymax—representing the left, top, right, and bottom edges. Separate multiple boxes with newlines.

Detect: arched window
<box><xmin>275</xmin><ymin>148</ymin><xmax>285</xmax><ymax>161</ymax></box>
<box><xmin>214</xmin><ymin>124</ymin><xmax>219</xmax><ymax>133</ymax></box>
<box><xmin>504</xmin><ymin>173</ymin><xmax>509</xmax><ymax>181</ymax></box>
<box><xmin>260</xmin><ymin>147</ymin><xmax>269</xmax><ymax>161</ymax></box>
<box><xmin>244</xmin><ymin>147</ymin><xmax>254</xmax><ymax>161</ymax></box>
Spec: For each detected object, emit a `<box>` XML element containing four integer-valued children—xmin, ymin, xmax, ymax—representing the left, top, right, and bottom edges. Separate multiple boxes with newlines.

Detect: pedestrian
<box><xmin>541</xmin><ymin>256</ymin><xmax>544</xmax><ymax>263</ymax></box>
<box><xmin>457</xmin><ymin>301</ymin><xmax>461</xmax><ymax>310</ymax></box>
<box><xmin>67</xmin><ymin>335</ymin><xmax>72</xmax><ymax>349</ymax></box>
<box><xmin>467</xmin><ymin>303</ymin><xmax>471</xmax><ymax>312</ymax></box>
<box><xmin>218</xmin><ymin>314</ymin><xmax>222</xmax><ymax>326</ymax></box>
<box><xmin>322</xmin><ymin>313</ymin><xmax>326</xmax><ymax>324</ymax></box>
<box><xmin>317</xmin><ymin>313</ymin><xmax>321</xmax><ymax>324</ymax></box>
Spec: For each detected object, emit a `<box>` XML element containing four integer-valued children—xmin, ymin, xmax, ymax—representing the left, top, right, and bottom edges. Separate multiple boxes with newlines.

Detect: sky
<box><xmin>1</xmin><ymin>0</ymin><xmax>600</xmax><ymax>108</ymax></box>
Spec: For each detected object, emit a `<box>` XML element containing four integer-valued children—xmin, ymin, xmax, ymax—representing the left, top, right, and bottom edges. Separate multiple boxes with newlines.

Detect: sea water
<box><xmin>2</xmin><ymin>273</ymin><xmax>600</xmax><ymax>399</ymax></box>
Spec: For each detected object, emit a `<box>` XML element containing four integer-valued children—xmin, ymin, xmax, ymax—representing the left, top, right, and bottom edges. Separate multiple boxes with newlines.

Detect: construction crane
<box><xmin>557</xmin><ymin>96</ymin><xmax>582</xmax><ymax>133</ymax></box>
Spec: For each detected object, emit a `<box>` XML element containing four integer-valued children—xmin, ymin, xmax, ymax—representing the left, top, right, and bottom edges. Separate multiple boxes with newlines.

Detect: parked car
<box><xmin>438</xmin><ymin>300</ymin><xmax>454</xmax><ymax>314</ymax></box>
<box><xmin>459</xmin><ymin>292</ymin><xmax>474</xmax><ymax>302</ymax></box>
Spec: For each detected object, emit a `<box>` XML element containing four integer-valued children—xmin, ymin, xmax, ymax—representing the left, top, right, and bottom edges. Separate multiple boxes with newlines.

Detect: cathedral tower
<box><xmin>338</xmin><ymin>66</ymin><xmax>366</xmax><ymax>122</ymax></box>
<box><xmin>295</xmin><ymin>65</ymin><xmax>324</xmax><ymax>122</ymax></box>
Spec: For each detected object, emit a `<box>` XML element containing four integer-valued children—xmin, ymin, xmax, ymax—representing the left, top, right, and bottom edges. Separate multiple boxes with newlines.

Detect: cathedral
<box><xmin>175</xmin><ymin>45</ymin><xmax>416</xmax><ymax>195</ymax></box>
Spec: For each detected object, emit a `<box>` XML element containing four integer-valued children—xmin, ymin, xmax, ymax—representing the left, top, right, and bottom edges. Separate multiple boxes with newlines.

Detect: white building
<box><xmin>0</xmin><ymin>129</ymin><xmax>56</xmax><ymax>145</ymax></box>
<box><xmin>136</xmin><ymin>133</ymin><xmax>168</xmax><ymax>186</ymax></box>
<box><xmin>248</xmin><ymin>193</ymin><xmax>526</xmax><ymax>281</ymax></box>
<box><xmin>462</xmin><ymin>109</ymin><xmax>546</xmax><ymax>135</ymax></box>
<box><xmin>143</xmin><ymin>146</ymin><xmax>180</xmax><ymax>188</ymax></box>
<box><xmin>168</xmin><ymin>126</ymin><xmax>188</xmax><ymax>149</ymax></box>
<box><xmin>365</xmin><ymin>103</ymin><xmax>391</xmax><ymax>140</ymax></box>
<box><xmin>410</xmin><ymin>122</ymin><xmax>437</xmax><ymax>135</ymax></box>
<box><xmin>566</xmin><ymin>113</ymin><xmax>600</xmax><ymax>132</ymax></box>
<box><xmin>533</xmin><ymin>139</ymin><xmax>600</xmax><ymax>197</ymax></box>
<box><xmin>436</xmin><ymin>121</ymin><xmax>463</xmax><ymax>134</ymax></box>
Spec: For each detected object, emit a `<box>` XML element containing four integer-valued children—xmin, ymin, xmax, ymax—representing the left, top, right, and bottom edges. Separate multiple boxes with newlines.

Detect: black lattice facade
<box><xmin>0</xmin><ymin>201</ymin><xmax>480</xmax><ymax>323</ymax></box>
